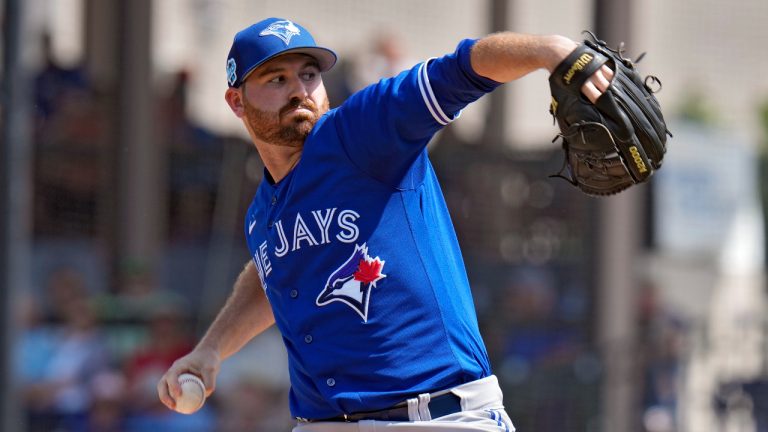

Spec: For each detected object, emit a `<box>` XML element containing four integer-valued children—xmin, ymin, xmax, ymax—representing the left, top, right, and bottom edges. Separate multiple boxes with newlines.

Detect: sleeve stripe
<box><xmin>417</xmin><ymin>59</ymin><xmax>457</xmax><ymax>126</ymax></box>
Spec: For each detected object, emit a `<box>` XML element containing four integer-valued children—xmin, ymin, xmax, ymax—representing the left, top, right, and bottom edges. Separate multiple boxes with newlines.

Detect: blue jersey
<box><xmin>244</xmin><ymin>38</ymin><xmax>501</xmax><ymax>419</ymax></box>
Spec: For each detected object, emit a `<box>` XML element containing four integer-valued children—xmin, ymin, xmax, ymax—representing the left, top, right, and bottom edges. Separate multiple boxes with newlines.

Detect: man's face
<box><xmin>240</xmin><ymin>54</ymin><xmax>330</xmax><ymax>147</ymax></box>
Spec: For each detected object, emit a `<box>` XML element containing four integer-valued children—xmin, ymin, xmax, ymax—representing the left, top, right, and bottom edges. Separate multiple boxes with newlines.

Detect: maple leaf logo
<box><xmin>316</xmin><ymin>244</ymin><xmax>386</xmax><ymax>322</ymax></box>
<box><xmin>354</xmin><ymin>258</ymin><xmax>385</xmax><ymax>285</ymax></box>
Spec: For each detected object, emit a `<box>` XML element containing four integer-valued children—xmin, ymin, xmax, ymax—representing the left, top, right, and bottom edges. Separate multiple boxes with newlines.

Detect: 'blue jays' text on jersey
<box><xmin>244</xmin><ymin>38</ymin><xmax>501</xmax><ymax>420</ymax></box>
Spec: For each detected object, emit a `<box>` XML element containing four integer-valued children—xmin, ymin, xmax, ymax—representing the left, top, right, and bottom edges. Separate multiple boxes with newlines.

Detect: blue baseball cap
<box><xmin>226</xmin><ymin>18</ymin><xmax>337</xmax><ymax>88</ymax></box>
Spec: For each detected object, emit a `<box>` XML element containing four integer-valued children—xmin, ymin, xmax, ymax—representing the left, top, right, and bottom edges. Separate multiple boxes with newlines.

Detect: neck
<box><xmin>255</xmin><ymin>141</ymin><xmax>303</xmax><ymax>184</ymax></box>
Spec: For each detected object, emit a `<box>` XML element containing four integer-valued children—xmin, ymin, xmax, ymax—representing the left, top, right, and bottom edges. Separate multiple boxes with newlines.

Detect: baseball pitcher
<box><xmin>158</xmin><ymin>17</ymin><xmax>667</xmax><ymax>431</ymax></box>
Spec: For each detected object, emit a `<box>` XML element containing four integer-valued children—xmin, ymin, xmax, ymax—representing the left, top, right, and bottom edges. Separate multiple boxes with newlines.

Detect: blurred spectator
<box><xmin>90</xmin><ymin>263</ymin><xmax>215</xmax><ymax>431</ymax></box>
<box><xmin>638</xmin><ymin>282</ymin><xmax>686</xmax><ymax>432</ymax></box>
<box><xmin>159</xmin><ymin>71</ymin><xmax>222</xmax><ymax>244</ymax></box>
<box><xmin>123</xmin><ymin>298</ymin><xmax>195</xmax><ymax>414</ymax></box>
<box><xmin>491</xmin><ymin>267</ymin><xmax>596</xmax><ymax>431</ymax></box>
<box><xmin>641</xmin><ymin>321</ymin><xmax>683</xmax><ymax>432</ymax></box>
<box><xmin>97</xmin><ymin>264</ymin><xmax>182</xmax><ymax>319</ymax></box>
<box><xmin>323</xmin><ymin>30</ymin><xmax>415</xmax><ymax>108</ymax></box>
<box><xmin>348</xmin><ymin>30</ymin><xmax>415</xmax><ymax>92</ymax></box>
<box><xmin>87</xmin><ymin>370</ymin><xmax>128</xmax><ymax>432</ymax></box>
<box><xmin>22</xmin><ymin>291</ymin><xmax>110</xmax><ymax>431</ymax></box>
<box><xmin>499</xmin><ymin>269</ymin><xmax>582</xmax><ymax>370</ymax></box>
<box><xmin>33</xmin><ymin>32</ymin><xmax>104</xmax><ymax>238</ymax></box>
<box><xmin>15</xmin><ymin>294</ymin><xmax>57</xmax><ymax>389</ymax></box>
<box><xmin>119</xmin><ymin>295</ymin><xmax>215</xmax><ymax>432</ymax></box>
<box><xmin>16</xmin><ymin>266</ymin><xmax>91</xmax><ymax>391</ymax></box>
<box><xmin>34</xmin><ymin>33</ymin><xmax>89</xmax><ymax>121</ymax></box>
<box><xmin>42</xmin><ymin>266</ymin><xmax>90</xmax><ymax>321</ymax></box>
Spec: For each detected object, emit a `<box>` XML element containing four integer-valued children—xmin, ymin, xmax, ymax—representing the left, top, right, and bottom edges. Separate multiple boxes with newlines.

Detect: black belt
<box><xmin>307</xmin><ymin>392</ymin><xmax>463</xmax><ymax>422</ymax></box>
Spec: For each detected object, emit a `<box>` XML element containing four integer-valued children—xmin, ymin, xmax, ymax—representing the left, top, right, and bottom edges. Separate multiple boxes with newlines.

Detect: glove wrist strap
<box><xmin>549</xmin><ymin>44</ymin><xmax>609</xmax><ymax>94</ymax></box>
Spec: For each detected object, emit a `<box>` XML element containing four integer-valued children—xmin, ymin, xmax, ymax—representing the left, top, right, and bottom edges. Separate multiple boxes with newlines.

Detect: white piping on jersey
<box><xmin>417</xmin><ymin>58</ymin><xmax>461</xmax><ymax>125</ymax></box>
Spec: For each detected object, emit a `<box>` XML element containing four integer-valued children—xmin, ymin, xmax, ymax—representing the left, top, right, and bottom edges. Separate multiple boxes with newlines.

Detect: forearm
<box><xmin>470</xmin><ymin>32</ymin><xmax>577</xmax><ymax>83</ymax></box>
<box><xmin>196</xmin><ymin>261</ymin><xmax>275</xmax><ymax>360</ymax></box>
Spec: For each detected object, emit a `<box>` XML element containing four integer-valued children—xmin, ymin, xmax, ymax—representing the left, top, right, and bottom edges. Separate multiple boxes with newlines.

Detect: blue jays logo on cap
<box><xmin>259</xmin><ymin>20</ymin><xmax>301</xmax><ymax>46</ymax></box>
<box><xmin>225</xmin><ymin>17</ymin><xmax>337</xmax><ymax>88</ymax></box>
<box><xmin>316</xmin><ymin>243</ymin><xmax>386</xmax><ymax>322</ymax></box>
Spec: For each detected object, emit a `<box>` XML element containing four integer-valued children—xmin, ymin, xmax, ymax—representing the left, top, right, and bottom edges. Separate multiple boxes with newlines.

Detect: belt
<box><xmin>306</xmin><ymin>392</ymin><xmax>463</xmax><ymax>422</ymax></box>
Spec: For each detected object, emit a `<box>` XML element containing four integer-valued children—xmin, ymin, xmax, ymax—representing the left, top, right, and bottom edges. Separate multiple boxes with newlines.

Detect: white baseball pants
<box><xmin>292</xmin><ymin>375</ymin><xmax>514</xmax><ymax>432</ymax></box>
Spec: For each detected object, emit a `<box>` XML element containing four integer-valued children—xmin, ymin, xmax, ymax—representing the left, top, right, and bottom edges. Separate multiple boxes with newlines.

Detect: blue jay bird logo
<box><xmin>316</xmin><ymin>244</ymin><xmax>386</xmax><ymax>322</ymax></box>
<box><xmin>259</xmin><ymin>20</ymin><xmax>301</xmax><ymax>46</ymax></box>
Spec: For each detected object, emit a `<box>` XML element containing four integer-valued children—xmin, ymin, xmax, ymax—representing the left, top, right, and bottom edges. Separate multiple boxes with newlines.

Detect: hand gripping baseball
<box><xmin>157</xmin><ymin>346</ymin><xmax>221</xmax><ymax>414</ymax></box>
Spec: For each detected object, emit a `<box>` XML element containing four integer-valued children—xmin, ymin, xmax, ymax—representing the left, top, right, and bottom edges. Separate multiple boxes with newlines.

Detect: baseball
<box><xmin>174</xmin><ymin>373</ymin><xmax>206</xmax><ymax>414</ymax></box>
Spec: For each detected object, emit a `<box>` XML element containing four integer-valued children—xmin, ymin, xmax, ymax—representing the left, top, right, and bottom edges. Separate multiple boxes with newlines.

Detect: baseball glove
<box><xmin>549</xmin><ymin>31</ymin><xmax>671</xmax><ymax>196</ymax></box>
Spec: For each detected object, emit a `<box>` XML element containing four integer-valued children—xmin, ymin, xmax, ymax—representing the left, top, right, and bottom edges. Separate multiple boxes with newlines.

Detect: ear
<box><xmin>225</xmin><ymin>87</ymin><xmax>245</xmax><ymax>118</ymax></box>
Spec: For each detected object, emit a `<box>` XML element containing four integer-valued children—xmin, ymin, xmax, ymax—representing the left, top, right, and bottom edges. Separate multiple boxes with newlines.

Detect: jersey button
<box><xmin>268</xmin><ymin>221</ymin><xmax>274</xmax><ymax>228</ymax></box>
<box><xmin>304</xmin><ymin>334</ymin><xmax>313</xmax><ymax>344</ymax></box>
<box><xmin>271</xmin><ymin>196</ymin><xmax>277</xmax><ymax>206</ymax></box>
<box><xmin>290</xmin><ymin>289</ymin><xmax>298</xmax><ymax>298</ymax></box>
<box><xmin>326</xmin><ymin>378</ymin><xmax>336</xmax><ymax>387</ymax></box>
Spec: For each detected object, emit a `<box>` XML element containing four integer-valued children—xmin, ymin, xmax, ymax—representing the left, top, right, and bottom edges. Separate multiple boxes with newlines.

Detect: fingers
<box><xmin>581</xmin><ymin>81</ymin><xmax>601</xmax><ymax>104</ymax></box>
<box><xmin>157</xmin><ymin>350</ymin><xmax>222</xmax><ymax>411</ymax></box>
<box><xmin>593</xmin><ymin>67</ymin><xmax>612</xmax><ymax>93</ymax></box>
<box><xmin>157</xmin><ymin>372</ymin><xmax>178</xmax><ymax>411</ymax></box>
<box><xmin>198</xmin><ymin>364</ymin><xmax>219</xmax><ymax>397</ymax></box>
<box><xmin>601</xmin><ymin>64</ymin><xmax>614</xmax><ymax>81</ymax></box>
<box><xmin>157</xmin><ymin>361</ymin><xmax>187</xmax><ymax>411</ymax></box>
<box><xmin>581</xmin><ymin>65</ymin><xmax>615</xmax><ymax>103</ymax></box>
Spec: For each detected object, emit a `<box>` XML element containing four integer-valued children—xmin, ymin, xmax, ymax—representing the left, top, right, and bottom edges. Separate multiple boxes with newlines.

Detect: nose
<box><xmin>287</xmin><ymin>75</ymin><xmax>309</xmax><ymax>101</ymax></box>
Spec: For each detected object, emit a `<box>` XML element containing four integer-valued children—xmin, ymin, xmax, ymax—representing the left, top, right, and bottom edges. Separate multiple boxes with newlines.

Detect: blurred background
<box><xmin>1</xmin><ymin>0</ymin><xmax>767</xmax><ymax>431</ymax></box>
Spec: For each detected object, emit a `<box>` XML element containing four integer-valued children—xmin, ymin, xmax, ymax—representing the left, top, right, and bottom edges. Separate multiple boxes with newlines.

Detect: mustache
<box><xmin>280</xmin><ymin>98</ymin><xmax>318</xmax><ymax>116</ymax></box>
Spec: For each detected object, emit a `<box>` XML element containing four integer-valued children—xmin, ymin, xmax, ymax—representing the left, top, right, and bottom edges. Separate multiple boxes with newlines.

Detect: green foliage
<box><xmin>677</xmin><ymin>89</ymin><xmax>718</xmax><ymax>126</ymax></box>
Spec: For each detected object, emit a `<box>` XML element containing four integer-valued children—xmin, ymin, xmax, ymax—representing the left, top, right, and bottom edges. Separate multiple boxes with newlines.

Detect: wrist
<box><xmin>196</xmin><ymin>339</ymin><xmax>223</xmax><ymax>359</ymax></box>
<box><xmin>543</xmin><ymin>35</ymin><xmax>578</xmax><ymax>73</ymax></box>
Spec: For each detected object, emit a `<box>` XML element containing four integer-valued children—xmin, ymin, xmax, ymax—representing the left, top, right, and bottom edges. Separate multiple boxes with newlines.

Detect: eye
<box><xmin>300</xmin><ymin>72</ymin><xmax>317</xmax><ymax>81</ymax></box>
<box><xmin>268</xmin><ymin>75</ymin><xmax>285</xmax><ymax>84</ymax></box>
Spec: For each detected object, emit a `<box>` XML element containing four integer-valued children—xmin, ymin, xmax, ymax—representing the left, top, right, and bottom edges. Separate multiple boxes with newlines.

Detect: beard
<box><xmin>243</xmin><ymin>95</ymin><xmax>329</xmax><ymax>148</ymax></box>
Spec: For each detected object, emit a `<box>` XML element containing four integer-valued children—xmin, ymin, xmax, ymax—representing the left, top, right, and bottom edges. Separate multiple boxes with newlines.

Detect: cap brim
<box><xmin>282</xmin><ymin>47</ymin><xmax>337</xmax><ymax>72</ymax></box>
<box><xmin>240</xmin><ymin>46</ymin><xmax>337</xmax><ymax>85</ymax></box>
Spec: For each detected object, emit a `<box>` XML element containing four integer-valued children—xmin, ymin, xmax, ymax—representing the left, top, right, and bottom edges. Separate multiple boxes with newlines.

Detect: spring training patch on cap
<box><xmin>226</xmin><ymin>58</ymin><xmax>237</xmax><ymax>86</ymax></box>
<box><xmin>259</xmin><ymin>20</ymin><xmax>301</xmax><ymax>46</ymax></box>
